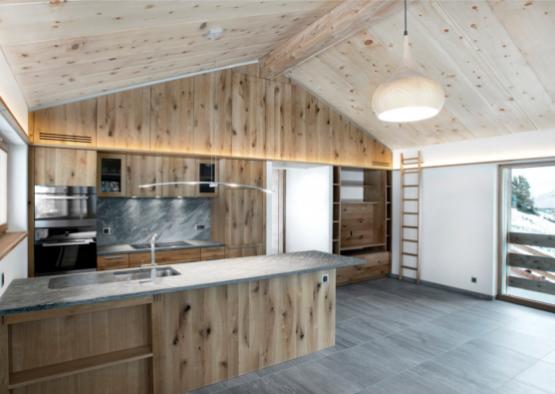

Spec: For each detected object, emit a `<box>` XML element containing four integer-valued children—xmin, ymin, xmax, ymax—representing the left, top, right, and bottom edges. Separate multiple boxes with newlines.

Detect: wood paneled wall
<box><xmin>30</xmin><ymin>66</ymin><xmax>391</xmax><ymax>169</ymax></box>
<box><xmin>153</xmin><ymin>269</ymin><xmax>335</xmax><ymax>393</ymax></box>
<box><xmin>33</xmin><ymin>147</ymin><xmax>97</xmax><ymax>187</ymax></box>
<box><xmin>212</xmin><ymin>158</ymin><xmax>266</xmax><ymax>255</ymax></box>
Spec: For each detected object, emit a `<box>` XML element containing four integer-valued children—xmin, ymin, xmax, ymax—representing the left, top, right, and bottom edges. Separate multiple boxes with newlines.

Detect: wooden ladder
<box><xmin>399</xmin><ymin>152</ymin><xmax>422</xmax><ymax>283</ymax></box>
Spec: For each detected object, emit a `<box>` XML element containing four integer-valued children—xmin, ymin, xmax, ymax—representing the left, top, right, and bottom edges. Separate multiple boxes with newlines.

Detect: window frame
<box><xmin>0</xmin><ymin>138</ymin><xmax>7</xmax><ymax>235</ymax></box>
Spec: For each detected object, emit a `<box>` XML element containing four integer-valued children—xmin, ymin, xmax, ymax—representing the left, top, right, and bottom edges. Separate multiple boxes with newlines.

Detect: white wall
<box><xmin>394</xmin><ymin>128</ymin><xmax>555</xmax><ymax>169</ymax></box>
<box><xmin>0</xmin><ymin>239</ymin><xmax>27</xmax><ymax>297</ymax></box>
<box><xmin>285</xmin><ymin>165</ymin><xmax>333</xmax><ymax>253</ymax></box>
<box><xmin>392</xmin><ymin>164</ymin><xmax>497</xmax><ymax>296</ymax></box>
<box><xmin>0</xmin><ymin>50</ymin><xmax>28</xmax><ymax>133</ymax></box>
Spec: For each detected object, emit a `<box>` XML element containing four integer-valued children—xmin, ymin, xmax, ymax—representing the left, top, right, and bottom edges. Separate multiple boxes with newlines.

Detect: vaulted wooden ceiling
<box><xmin>0</xmin><ymin>0</ymin><xmax>339</xmax><ymax>108</ymax></box>
<box><xmin>1</xmin><ymin>0</ymin><xmax>554</xmax><ymax>149</ymax></box>
<box><xmin>287</xmin><ymin>0</ymin><xmax>555</xmax><ymax>148</ymax></box>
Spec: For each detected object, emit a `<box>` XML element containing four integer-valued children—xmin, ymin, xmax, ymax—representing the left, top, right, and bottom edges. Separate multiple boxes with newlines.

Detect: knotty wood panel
<box><xmin>31</xmin><ymin>66</ymin><xmax>391</xmax><ymax>169</ymax></box>
<box><xmin>153</xmin><ymin>269</ymin><xmax>335</xmax><ymax>393</ymax></box>
<box><xmin>507</xmin><ymin>253</ymin><xmax>555</xmax><ymax>272</ymax></box>
<box><xmin>33</xmin><ymin>147</ymin><xmax>97</xmax><ymax>187</ymax></box>
<box><xmin>9</xmin><ymin>304</ymin><xmax>151</xmax><ymax>373</ymax></box>
<box><xmin>212</xmin><ymin>158</ymin><xmax>266</xmax><ymax>250</ymax></box>
<box><xmin>337</xmin><ymin>252</ymin><xmax>390</xmax><ymax>286</ymax></box>
<box><xmin>97</xmin><ymin>87</ymin><xmax>151</xmax><ymax>150</ymax></box>
<box><xmin>33</xmin><ymin>99</ymin><xmax>97</xmax><ymax>147</ymax></box>
<box><xmin>10</xmin><ymin>359</ymin><xmax>151</xmax><ymax>394</ymax></box>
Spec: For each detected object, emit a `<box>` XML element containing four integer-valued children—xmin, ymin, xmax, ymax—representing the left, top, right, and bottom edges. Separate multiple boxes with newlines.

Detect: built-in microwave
<box><xmin>34</xmin><ymin>186</ymin><xmax>97</xmax><ymax>275</ymax></box>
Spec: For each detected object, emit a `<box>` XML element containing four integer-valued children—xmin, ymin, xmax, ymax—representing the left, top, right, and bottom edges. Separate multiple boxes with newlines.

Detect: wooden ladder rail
<box><xmin>399</xmin><ymin>152</ymin><xmax>422</xmax><ymax>283</ymax></box>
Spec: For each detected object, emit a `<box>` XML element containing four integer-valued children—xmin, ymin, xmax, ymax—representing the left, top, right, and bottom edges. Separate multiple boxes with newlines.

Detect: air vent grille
<box><xmin>39</xmin><ymin>132</ymin><xmax>92</xmax><ymax>144</ymax></box>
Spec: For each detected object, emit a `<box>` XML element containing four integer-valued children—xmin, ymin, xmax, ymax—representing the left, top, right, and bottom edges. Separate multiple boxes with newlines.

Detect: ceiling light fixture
<box><xmin>371</xmin><ymin>0</ymin><xmax>445</xmax><ymax>123</ymax></box>
<box><xmin>139</xmin><ymin>181</ymin><xmax>272</xmax><ymax>194</ymax></box>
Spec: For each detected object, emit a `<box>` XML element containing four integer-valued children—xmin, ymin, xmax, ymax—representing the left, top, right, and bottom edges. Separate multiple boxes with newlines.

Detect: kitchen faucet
<box><xmin>141</xmin><ymin>233</ymin><xmax>158</xmax><ymax>281</ymax></box>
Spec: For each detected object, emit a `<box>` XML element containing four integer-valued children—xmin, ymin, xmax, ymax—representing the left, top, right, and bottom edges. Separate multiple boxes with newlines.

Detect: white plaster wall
<box><xmin>0</xmin><ymin>236</ymin><xmax>27</xmax><ymax>297</ymax></box>
<box><xmin>392</xmin><ymin>164</ymin><xmax>498</xmax><ymax>296</ymax></box>
<box><xmin>285</xmin><ymin>166</ymin><xmax>333</xmax><ymax>253</ymax></box>
<box><xmin>0</xmin><ymin>51</ymin><xmax>28</xmax><ymax>133</ymax></box>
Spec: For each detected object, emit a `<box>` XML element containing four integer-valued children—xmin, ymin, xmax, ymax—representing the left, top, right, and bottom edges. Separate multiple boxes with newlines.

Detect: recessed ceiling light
<box><xmin>206</xmin><ymin>26</ymin><xmax>223</xmax><ymax>40</ymax></box>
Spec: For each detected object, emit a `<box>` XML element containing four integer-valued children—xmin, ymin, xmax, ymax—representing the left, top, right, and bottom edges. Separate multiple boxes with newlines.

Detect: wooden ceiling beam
<box><xmin>259</xmin><ymin>0</ymin><xmax>400</xmax><ymax>79</ymax></box>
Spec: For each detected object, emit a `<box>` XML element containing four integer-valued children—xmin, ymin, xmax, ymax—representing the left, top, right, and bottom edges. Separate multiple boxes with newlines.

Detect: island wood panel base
<box><xmin>0</xmin><ymin>270</ymin><xmax>336</xmax><ymax>394</ymax></box>
<box><xmin>336</xmin><ymin>252</ymin><xmax>390</xmax><ymax>286</ymax></box>
<box><xmin>152</xmin><ymin>269</ymin><xmax>336</xmax><ymax>393</ymax></box>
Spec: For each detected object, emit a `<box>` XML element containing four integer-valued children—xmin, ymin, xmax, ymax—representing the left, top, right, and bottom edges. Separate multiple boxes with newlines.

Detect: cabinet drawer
<box><xmin>129</xmin><ymin>252</ymin><xmax>150</xmax><ymax>267</ymax></box>
<box><xmin>156</xmin><ymin>248</ymin><xmax>201</xmax><ymax>264</ymax></box>
<box><xmin>201</xmin><ymin>247</ymin><xmax>225</xmax><ymax>261</ymax></box>
<box><xmin>97</xmin><ymin>254</ymin><xmax>129</xmax><ymax>270</ymax></box>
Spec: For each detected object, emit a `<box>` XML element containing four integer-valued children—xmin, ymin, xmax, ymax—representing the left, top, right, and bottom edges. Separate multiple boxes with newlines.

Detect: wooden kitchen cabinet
<box><xmin>97</xmin><ymin>153</ymin><xmax>126</xmax><ymax>197</ymax></box>
<box><xmin>97</xmin><ymin>254</ymin><xmax>129</xmax><ymax>270</ymax></box>
<box><xmin>200</xmin><ymin>247</ymin><xmax>225</xmax><ymax>260</ymax></box>
<box><xmin>32</xmin><ymin>99</ymin><xmax>97</xmax><ymax>148</ymax></box>
<box><xmin>128</xmin><ymin>249</ymin><xmax>203</xmax><ymax>266</ymax></box>
<box><xmin>33</xmin><ymin>147</ymin><xmax>97</xmax><ymax>187</ymax></box>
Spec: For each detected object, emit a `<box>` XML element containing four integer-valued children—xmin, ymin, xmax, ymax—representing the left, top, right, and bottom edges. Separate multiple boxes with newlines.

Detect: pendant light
<box><xmin>371</xmin><ymin>0</ymin><xmax>445</xmax><ymax>123</ymax></box>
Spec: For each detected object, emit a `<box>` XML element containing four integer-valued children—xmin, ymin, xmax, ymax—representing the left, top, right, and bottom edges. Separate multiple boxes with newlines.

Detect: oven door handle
<box><xmin>41</xmin><ymin>239</ymin><xmax>95</xmax><ymax>247</ymax></box>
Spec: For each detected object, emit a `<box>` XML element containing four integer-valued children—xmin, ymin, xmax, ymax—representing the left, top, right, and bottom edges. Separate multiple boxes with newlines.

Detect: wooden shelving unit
<box><xmin>332</xmin><ymin>166</ymin><xmax>392</xmax><ymax>285</ymax></box>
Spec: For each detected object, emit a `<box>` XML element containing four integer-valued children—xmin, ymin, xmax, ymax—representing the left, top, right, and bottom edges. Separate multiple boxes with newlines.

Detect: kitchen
<box><xmin>1</xmin><ymin>1</ymin><xmax>555</xmax><ymax>394</ymax></box>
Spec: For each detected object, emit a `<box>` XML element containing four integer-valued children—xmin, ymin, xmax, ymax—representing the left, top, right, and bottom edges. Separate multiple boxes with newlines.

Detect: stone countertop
<box><xmin>0</xmin><ymin>251</ymin><xmax>365</xmax><ymax>316</ymax></box>
<box><xmin>97</xmin><ymin>240</ymin><xmax>224</xmax><ymax>256</ymax></box>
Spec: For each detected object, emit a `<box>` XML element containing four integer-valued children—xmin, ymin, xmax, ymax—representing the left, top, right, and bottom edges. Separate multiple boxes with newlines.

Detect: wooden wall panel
<box><xmin>97</xmin><ymin>87</ymin><xmax>151</xmax><ymax>150</ymax></box>
<box><xmin>33</xmin><ymin>147</ymin><xmax>97</xmax><ymax>187</ymax></box>
<box><xmin>212</xmin><ymin>158</ymin><xmax>266</xmax><ymax>252</ymax></box>
<box><xmin>149</xmin><ymin>78</ymin><xmax>195</xmax><ymax>152</ymax></box>
<box><xmin>33</xmin><ymin>99</ymin><xmax>97</xmax><ymax>147</ymax></box>
<box><xmin>153</xmin><ymin>269</ymin><xmax>335</xmax><ymax>393</ymax></box>
<box><xmin>31</xmin><ymin>66</ymin><xmax>391</xmax><ymax>169</ymax></box>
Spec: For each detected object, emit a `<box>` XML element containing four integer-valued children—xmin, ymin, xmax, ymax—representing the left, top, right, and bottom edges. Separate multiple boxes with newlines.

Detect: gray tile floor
<box><xmin>190</xmin><ymin>278</ymin><xmax>555</xmax><ymax>394</ymax></box>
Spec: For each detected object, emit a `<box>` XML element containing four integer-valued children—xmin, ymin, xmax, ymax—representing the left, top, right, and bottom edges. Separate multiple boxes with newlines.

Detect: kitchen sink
<box><xmin>48</xmin><ymin>267</ymin><xmax>181</xmax><ymax>289</ymax></box>
<box><xmin>130</xmin><ymin>241</ymin><xmax>193</xmax><ymax>250</ymax></box>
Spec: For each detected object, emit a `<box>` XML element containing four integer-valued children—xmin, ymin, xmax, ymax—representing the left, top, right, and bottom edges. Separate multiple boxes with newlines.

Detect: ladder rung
<box><xmin>402</xmin><ymin>225</ymin><xmax>418</xmax><ymax>229</ymax></box>
<box><xmin>403</xmin><ymin>198</ymin><xmax>419</xmax><ymax>201</ymax></box>
<box><xmin>402</xmin><ymin>169</ymin><xmax>420</xmax><ymax>173</ymax></box>
<box><xmin>401</xmin><ymin>265</ymin><xmax>418</xmax><ymax>270</ymax></box>
<box><xmin>402</xmin><ymin>158</ymin><xmax>420</xmax><ymax>163</ymax></box>
<box><xmin>402</xmin><ymin>184</ymin><xmax>419</xmax><ymax>188</ymax></box>
<box><xmin>402</xmin><ymin>252</ymin><xmax>418</xmax><ymax>257</ymax></box>
<box><xmin>403</xmin><ymin>212</ymin><xmax>418</xmax><ymax>215</ymax></box>
<box><xmin>402</xmin><ymin>239</ymin><xmax>418</xmax><ymax>243</ymax></box>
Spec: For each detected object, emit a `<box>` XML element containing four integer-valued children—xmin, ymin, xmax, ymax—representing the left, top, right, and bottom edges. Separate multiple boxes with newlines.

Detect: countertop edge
<box><xmin>0</xmin><ymin>253</ymin><xmax>366</xmax><ymax>316</ymax></box>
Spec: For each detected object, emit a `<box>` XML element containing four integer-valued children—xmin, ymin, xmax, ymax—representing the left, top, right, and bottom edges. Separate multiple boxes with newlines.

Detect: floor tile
<box><xmin>480</xmin><ymin>327</ymin><xmax>555</xmax><ymax>359</ymax></box>
<box><xmin>515</xmin><ymin>361</ymin><xmax>555</xmax><ymax>393</ymax></box>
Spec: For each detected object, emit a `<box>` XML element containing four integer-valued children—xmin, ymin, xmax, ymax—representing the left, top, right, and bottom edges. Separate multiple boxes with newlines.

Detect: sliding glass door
<box><xmin>499</xmin><ymin>163</ymin><xmax>555</xmax><ymax>307</ymax></box>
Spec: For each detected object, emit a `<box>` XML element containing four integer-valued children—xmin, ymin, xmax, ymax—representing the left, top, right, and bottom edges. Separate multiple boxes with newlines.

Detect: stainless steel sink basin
<box><xmin>130</xmin><ymin>241</ymin><xmax>193</xmax><ymax>250</ymax></box>
<box><xmin>48</xmin><ymin>267</ymin><xmax>181</xmax><ymax>289</ymax></box>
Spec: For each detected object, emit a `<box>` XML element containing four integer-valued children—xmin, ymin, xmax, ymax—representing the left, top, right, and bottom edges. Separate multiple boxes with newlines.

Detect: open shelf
<box><xmin>341</xmin><ymin>200</ymin><xmax>380</xmax><ymax>205</ymax></box>
<box><xmin>340</xmin><ymin>243</ymin><xmax>385</xmax><ymax>252</ymax></box>
<box><xmin>8</xmin><ymin>346</ymin><xmax>153</xmax><ymax>389</ymax></box>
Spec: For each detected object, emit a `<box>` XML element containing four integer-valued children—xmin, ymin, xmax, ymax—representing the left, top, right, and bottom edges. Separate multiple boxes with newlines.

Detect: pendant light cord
<box><xmin>404</xmin><ymin>0</ymin><xmax>408</xmax><ymax>36</ymax></box>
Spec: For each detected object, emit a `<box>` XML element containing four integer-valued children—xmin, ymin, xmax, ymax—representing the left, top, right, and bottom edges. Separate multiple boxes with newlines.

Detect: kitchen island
<box><xmin>0</xmin><ymin>251</ymin><xmax>364</xmax><ymax>394</ymax></box>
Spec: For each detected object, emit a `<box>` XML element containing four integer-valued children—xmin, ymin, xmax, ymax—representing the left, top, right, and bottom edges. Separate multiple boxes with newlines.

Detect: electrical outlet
<box><xmin>321</xmin><ymin>274</ymin><xmax>329</xmax><ymax>284</ymax></box>
<box><xmin>102</xmin><ymin>226</ymin><xmax>112</xmax><ymax>235</ymax></box>
<box><xmin>471</xmin><ymin>277</ymin><xmax>477</xmax><ymax>283</ymax></box>
<box><xmin>195</xmin><ymin>224</ymin><xmax>206</xmax><ymax>230</ymax></box>
<box><xmin>1</xmin><ymin>272</ymin><xmax>4</xmax><ymax>288</ymax></box>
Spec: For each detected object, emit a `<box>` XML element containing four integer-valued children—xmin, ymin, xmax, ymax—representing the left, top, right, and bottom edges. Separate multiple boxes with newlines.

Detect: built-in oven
<box><xmin>34</xmin><ymin>186</ymin><xmax>97</xmax><ymax>275</ymax></box>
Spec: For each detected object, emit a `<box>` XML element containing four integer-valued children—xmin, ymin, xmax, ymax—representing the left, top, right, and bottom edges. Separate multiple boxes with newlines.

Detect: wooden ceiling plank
<box><xmin>259</xmin><ymin>0</ymin><xmax>400</xmax><ymax>79</ymax></box>
<box><xmin>489</xmin><ymin>0</ymin><xmax>555</xmax><ymax>102</ymax></box>
<box><xmin>0</xmin><ymin>0</ymin><xmax>339</xmax><ymax>45</ymax></box>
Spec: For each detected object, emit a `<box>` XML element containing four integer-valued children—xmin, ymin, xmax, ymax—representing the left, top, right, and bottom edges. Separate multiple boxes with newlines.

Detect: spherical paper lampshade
<box><xmin>372</xmin><ymin>36</ymin><xmax>445</xmax><ymax>123</ymax></box>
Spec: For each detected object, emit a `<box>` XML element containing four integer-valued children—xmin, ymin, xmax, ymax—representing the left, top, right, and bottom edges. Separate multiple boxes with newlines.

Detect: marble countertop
<box><xmin>97</xmin><ymin>240</ymin><xmax>224</xmax><ymax>256</ymax></box>
<box><xmin>0</xmin><ymin>251</ymin><xmax>365</xmax><ymax>316</ymax></box>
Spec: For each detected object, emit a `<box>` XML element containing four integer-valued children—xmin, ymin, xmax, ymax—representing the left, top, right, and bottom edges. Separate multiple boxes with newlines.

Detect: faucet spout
<box><xmin>150</xmin><ymin>233</ymin><xmax>158</xmax><ymax>266</ymax></box>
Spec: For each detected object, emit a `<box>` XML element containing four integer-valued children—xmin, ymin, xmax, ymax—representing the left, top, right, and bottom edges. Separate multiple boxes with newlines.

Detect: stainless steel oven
<box><xmin>34</xmin><ymin>186</ymin><xmax>97</xmax><ymax>275</ymax></box>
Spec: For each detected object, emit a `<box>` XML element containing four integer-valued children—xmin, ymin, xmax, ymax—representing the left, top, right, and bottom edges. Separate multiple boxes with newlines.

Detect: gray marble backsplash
<box><xmin>97</xmin><ymin>198</ymin><xmax>211</xmax><ymax>246</ymax></box>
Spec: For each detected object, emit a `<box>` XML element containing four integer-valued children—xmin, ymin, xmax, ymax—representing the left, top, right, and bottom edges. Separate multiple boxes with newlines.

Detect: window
<box><xmin>0</xmin><ymin>139</ymin><xmax>7</xmax><ymax>234</ymax></box>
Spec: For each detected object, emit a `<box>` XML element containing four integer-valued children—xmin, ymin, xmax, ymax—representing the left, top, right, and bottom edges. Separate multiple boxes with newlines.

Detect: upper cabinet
<box><xmin>97</xmin><ymin>153</ymin><xmax>126</xmax><ymax>197</ymax></box>
<box><xmin>32</xmin><ymin>99</ymin><xmax>97</xmax><ymax>148</ymax></box>
<box><xmin>33</xmin><ymin>147</ymin><xmax>97</xmax><ymax>187</ymax></box>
